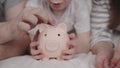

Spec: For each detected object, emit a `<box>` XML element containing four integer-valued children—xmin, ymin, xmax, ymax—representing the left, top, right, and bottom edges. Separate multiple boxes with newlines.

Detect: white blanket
<box><xmin>0</xmin><ymin>53</ymin><xmax>95</xmax><ymax>68</ymax></box>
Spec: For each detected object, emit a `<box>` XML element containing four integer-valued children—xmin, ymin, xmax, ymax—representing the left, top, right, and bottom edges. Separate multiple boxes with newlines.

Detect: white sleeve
<box><xmin>26</xmin><ymin>0</ymin><xmax>42</xmax><ymax>8</ymax></box>
<box><xmin>74</xmin><ymin>0</ymin><xmax>90</xmax><ymax>34</ymax></box>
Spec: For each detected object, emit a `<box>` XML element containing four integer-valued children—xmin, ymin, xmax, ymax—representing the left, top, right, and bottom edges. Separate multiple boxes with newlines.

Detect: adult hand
<box><xmin>18</xmin><ymin>7</ymin><xmax>55</xmax><ymax>32</ymax></box>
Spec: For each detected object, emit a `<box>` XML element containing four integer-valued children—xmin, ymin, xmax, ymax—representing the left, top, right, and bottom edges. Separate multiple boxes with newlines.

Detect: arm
<box><xmin>0</xmin><ymin>0</ymin><xmax>55</xmax><ymax>60</ymax></box>
<box><xmin>5</xmin><ymin>0</ymin><xmax>27</xmax><ymax>20</ymax></box>
<box><xmin>0</xmin><ymin>0</ymin><xmax>30</xmax><ymax>60</ymax></box>
<box><xmin>91</xmin><ymin>0</ymin><xmax>113</xmax><ymax>55</ymax></box>
<box><xmin>0</xmin><ymin>21</ymin><xmax>30</xmax><ymax>60</ymax></box>
<box><xmin>75</xmin><ymin>32</ymin><xmax>90</xmax><ymax>53</ymax></box>
<box><xmin>0</xmin><ymin>22</ymin><xmax>13</xmax><ymax>44</ymax></box>
<box><xmin>5</xmin><ymin>0</ymin><xmax>55</xmax><ymax>24</ymax></box>
<box><xmin>91</xmin><ymin>0</ymin><xmax>114</xmax><ymax>68</ymax></box>
<box><xmin>4</xmin><ymin>0</ymin><xmax>54</xmax><ymax>43</ymax></box>
<box><xmin>74</xmin><ymin>0</ymin><xmax>91</xmax><ymax>53</ymax></box>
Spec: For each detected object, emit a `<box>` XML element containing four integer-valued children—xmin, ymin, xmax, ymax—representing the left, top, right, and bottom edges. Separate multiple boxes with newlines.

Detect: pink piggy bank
<box><xmin>37</xmin><ymin>23</ymin><xmax>69</xmax><ymax>61</ymax></box>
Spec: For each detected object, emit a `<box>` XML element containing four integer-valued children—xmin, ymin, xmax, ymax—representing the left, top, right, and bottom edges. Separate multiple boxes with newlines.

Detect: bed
<box><xmin>0</xmin><ymin>52</ymin><xmax>95</xmax><ymax>68</ymax></box>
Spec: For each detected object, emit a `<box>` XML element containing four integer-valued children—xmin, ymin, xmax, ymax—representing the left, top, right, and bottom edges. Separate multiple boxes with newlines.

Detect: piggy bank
<box><xmin>37</xmin><ymin>23</ymin><xmax>69</xmax><ymax>61</ymax></box>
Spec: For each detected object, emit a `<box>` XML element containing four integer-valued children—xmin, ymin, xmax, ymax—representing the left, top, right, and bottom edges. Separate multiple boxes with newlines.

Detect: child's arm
<box><xmin>91</xmin><ymin>0</ymin><xmax>114</xmax><ymax>68</ymax></box>
<box><xmin>0</xmin><ymin>0</ymin><xmax>30</xmax><ymax>60</ymax></box>
<box><xmin>74</xmin><ymin>0</ymin><xmax>91</xmax><ymax>54</ymax></box>
<box><xmin>75</xmin><ymin>32</ymin><xmax>90</xmax><ymax>53</ymax></box>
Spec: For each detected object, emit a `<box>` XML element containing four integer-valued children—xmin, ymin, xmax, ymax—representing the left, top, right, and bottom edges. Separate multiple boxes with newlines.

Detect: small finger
<box><xmin>67</xmin><ymin>41</ymin><xmax>76</xmax><ymax>49</ymax></box>
<box><xmin>63</xmin><ymin>49</ymin><xmax>75</xmax><ymax>55</ymax></box>
<box><xmin>69</xmin><ymin>33</ymin><xmax>75</xmax><ymax>40</ymax></box>
<box><xmin>30</xmin><ymin>49</ymin><xmax>40</xmax><ymax>55</ymax></box>
<box><xmin>61</xmin><ymin>55</ymin><xmax>74</xmax><ymax>60</ymax></box>
<box><xmin>30</xmin><ymin>42</ymin><xmax>39</xmax><ymax>48</ymax></box>
<box><xmin>32</xmin><ymin>55</ymin><xmax>44</xmax><ymax>60</ymax></box>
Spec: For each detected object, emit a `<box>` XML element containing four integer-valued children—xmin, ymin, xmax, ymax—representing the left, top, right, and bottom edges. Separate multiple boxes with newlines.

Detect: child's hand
<box><xmin>111</xmin><ymin>41</ymin><xmax>120</xmax><ymax>68</ymax></box>
<box><xmin>61</xmin><ymin>33</ymin><xmax>76</xmax><ymax>60</ymax></box>
<box><xmin>95</xmin><ymin>50</ymin><xmax>112</xmax><ymax>68</ymax></box>
<box><xmin>91</xmin><ymin>42</ymin><xmax>114</xmax><ymax>68</ymax></box>
<box><xmin>111</xmin><ymin>50</ymin><xmax>120</xmax><ymax>68</ymax></box>
<box><xmin>30</xmin><ymin>41</ymin><xmax>44</xmax><ymax>60</ymax></box>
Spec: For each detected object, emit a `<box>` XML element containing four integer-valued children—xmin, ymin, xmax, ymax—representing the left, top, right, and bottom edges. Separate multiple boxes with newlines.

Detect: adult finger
<box><xmin>62</xmin><ymin>48</ymin><xmax>75</xmax><ymax>55</ymax></box>
<box><xmin>31</xmin><ymin>8</ymin><xmax>55</xmax><ymax>25</ymax></box>
<box><xmin>22</xmin><ymin>14</ymin><xmax>38</xmax><ymax>28</ymax></box>
<box><xmin>18</xmin><ymin>21</ymin><xmax>31</xmax><ymax>31</ymax></box>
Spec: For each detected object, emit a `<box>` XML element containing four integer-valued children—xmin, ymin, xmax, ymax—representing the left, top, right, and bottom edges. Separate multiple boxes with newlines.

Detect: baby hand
<box><xmin>61</xmin><ymin>33</ymin><xmax>76</xmax><ymax>60</ymax></box>
<box><xmin>30</xmin><ymin>41</ymin><xmax>44</xmax><ymax>60</ymax></box>
<box><xmin>111</xmin><ymin>47</ymin><xmax>120</xmax><ymax>68</ymax></box>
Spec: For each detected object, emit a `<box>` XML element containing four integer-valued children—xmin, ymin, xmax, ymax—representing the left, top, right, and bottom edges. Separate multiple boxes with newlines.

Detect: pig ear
<box><xmin>58</xmin><ymin>23</ymin><xmax>67</xmax><ymax>31</ymax></box>
<box><xmin>39</xmin><ymin>23</ymin><xmax>49</xmax><ymax>32</ymax></box>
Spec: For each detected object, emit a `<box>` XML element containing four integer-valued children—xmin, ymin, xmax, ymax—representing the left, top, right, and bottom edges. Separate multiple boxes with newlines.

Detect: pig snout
<box><xmin>45</xmin><ymin>42</ymin><xmax>60</xmax><ymax>52</ymax></box>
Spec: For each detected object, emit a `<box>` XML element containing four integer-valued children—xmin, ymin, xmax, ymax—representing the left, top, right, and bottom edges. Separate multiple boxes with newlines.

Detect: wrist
<box><xmin>91</xmin><ymin>42</ymin><xmax>114</xmax><ymax>55</ymax></box>
<box><xmin>0</xmin><ymin>22</ymin><xmax>14</xmax><ymax>44</ymax></box>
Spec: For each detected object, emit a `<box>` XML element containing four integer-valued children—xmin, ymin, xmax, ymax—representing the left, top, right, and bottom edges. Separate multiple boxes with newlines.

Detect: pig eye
<box><xmin>58</xmin><ymin>34</ymin><xmax>60</xmax><ymax>36</ymax></box>
<box><xmin>44</xmin><ymin>34</ymin><xmax>47</xmax><ymax>36</ymax></box>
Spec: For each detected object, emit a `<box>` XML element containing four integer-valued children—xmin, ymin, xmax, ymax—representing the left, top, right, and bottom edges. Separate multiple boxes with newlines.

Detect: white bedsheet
<box><xmin>0</xmin><ymin>53</ymin><xmax>95</xmax><ymax>68</ymax></box>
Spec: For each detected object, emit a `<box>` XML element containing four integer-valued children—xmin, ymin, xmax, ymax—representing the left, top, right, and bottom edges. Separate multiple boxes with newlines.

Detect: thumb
<box><xmin>18</xmin><ymin>21</ymin><xmax>31</xmax><ymax>32</ymax></box>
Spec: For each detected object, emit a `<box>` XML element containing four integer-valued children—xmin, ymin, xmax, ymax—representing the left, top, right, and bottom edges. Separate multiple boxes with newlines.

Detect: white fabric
<box><xmin>0</xmin><ymin>53</ymin><xmax>95</xmax><ymax>68</ymax></box>
<box><xmin>26</xmin><ymin>0</ymin><xmax>90</xmax><ymax>34</ymax></box>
